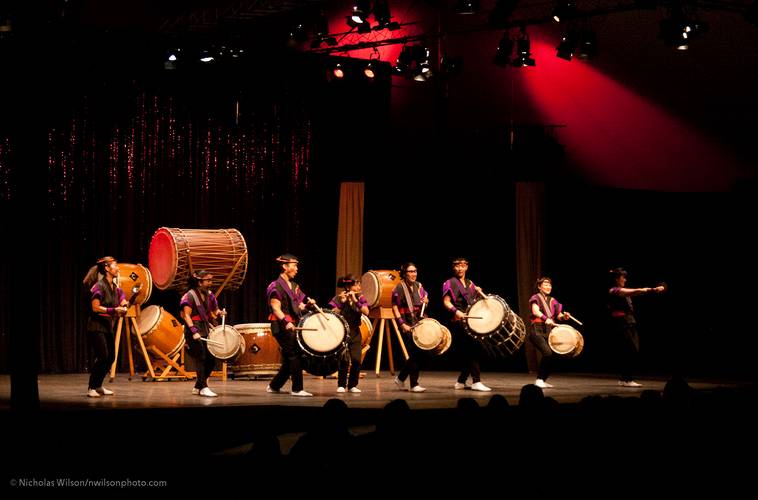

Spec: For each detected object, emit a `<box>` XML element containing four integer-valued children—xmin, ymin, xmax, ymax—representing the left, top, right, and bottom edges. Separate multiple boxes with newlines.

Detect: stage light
<box><xmin>576</xmin><ymin>29</ymin><xmax>597</xmax><ymax>59</ymax></box>
<box><xmin>199</xmin><ymin>50</ymin><xmax>215</xmax><ymax>63</ymax></box>
<box><xmin>333</xmin><ymin>63</ymin><xmax>345</xmax><ymax>79</ymax></box>
<box><xmin>347</xmin><ymin>0</ymin><xmax>371</xmax><ymax>28</ymax></box>
<box><xmin>493</xmin><ymin>32</ymin><xmax>514</xmax><ymax>67</ymax></box>
<box><xmin>512</xmin><ymin>26</ymin><xmax>535</xmax><ymax>67</ymax></box>
<box><xmin>555</xmin><ymin>33</ymin><xmax>575</xmax><ymax>61</ymax></box>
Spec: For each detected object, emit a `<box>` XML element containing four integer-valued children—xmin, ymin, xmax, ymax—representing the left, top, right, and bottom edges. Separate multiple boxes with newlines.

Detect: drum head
<box><xmin>136</xmin><ymin>305</ymin><xmax>161</xmax><ymax>334</ymax></box>
<box><xmin>548</xmin><ymin>325</ymin><xmax>580</xmax><ymax>355</ymax></box>
<box><xmin>361</xmin><ymin>272</ymin><xmax>381</xmax><ymax>308</ymax></box>
<box><xmin>117</xmin><ymin>263</ymin><xmax>153</xmax><ymax>305</ymax></box>
<box><xmin>208</xmin><ymin>325</ymin><xmax>244</xmax><ymax>359</ymax></box>
<box><xmin>412</xmin><ymin>319</ymin><xmax>443</xmax><ymax>350</ymax></box>
<box><xmin>147</xmin><ymin>228</ymin><xmax>178</xmax><ymax>290</ymax></box>
<box><xmin>436</xmin><ymin>325</ymin><xmax>453</xmax><ymax>355</ymax></box>
<box><xmin>466</xmin><ymin>296</ymin><xmax>509</xmax><ymax>335</ymax></box>
<box><xmin>300</xmin><ymin>312</ymin><xmax>347</xmax><ymax>353</ymax></box>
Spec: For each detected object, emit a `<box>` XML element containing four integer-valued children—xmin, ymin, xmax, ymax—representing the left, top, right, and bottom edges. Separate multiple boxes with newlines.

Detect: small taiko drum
<box><xmin>148</xmin><ymin>227</ymin><xmax>248</xmax><ymax>292</ymax></box>
<box><xmin>232</xmin><ymin>323</ymin><xmax>281</xmax><ymax>376</ymax></box>
<box><xmin>412</xmin><ymin>318</ymin><xmax>451</xmax><ymax>356</ymax></box>
<box><xmin>548</xmin><ymin>324</ymin><xmax>584</xmax><ymax>357</ymax></box>
<box><xmin>207</xmin><ymin>324</ymin><xmax>245</xmax><ymax>362</ymax></box>
<box><xmin>465</xmin><ymin>294</ymin><xmax>511</xmax><ymax>338</ymax></box>
<box><xmin>297</xmin><ymin>311</ymin><xmax>348</xmax><ymax>376</ymax></box>
<box><xmin>361</xmin><ymin>270</ymin><xmax>401</xmax><ymax>309</ymax></box>
<box><xmin>136</xmin><ymin>305</ymin><xmax>185</xmax><ymax>358</ymax></box>
<box><xmin>116</xmin><ymin>263</ymin><xmax>152</xmax><ymax>306</ymax></box>
<box><xmin>358</xmin><ymin>314</ymin><xmax>374</xmax><ymax>349</ymax></box>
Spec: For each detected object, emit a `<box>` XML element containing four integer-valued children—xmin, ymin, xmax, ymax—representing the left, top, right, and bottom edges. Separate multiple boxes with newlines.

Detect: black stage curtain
<box><xmin>2</xmin><ymin>48</ymin><xmax>390</xmax><ymax>373</ymax></box>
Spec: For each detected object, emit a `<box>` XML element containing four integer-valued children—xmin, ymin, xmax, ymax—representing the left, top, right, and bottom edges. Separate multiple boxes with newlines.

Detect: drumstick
<box><xmin>420</xmin><ymin>302</ymin><xmax>427</xmax><ymax>318</ymax></box>
<box><xmin>568</xmin><ymin>315</ymin><xmax>584</xmax><ymax>326</ymax></box>
<box><xmin>293</xmin><ymin>327</ymin><xmax>318</xmax><ymax>331</ymax></box>
<box><xmin>313</xmin><ymin>302</ymin><xmax>330</xmax><ymax>321</ymax></box>
<box><xmin>199</xmin><ymin>338</ymin><xmax>225</xmax><ymax>347</ymax></box>
<box><xmin>463</xmin><ymin>316</ymin><xmax>483</xmax><ymax>320</ymax></box>
<box><xmin>477</xmin><ymin>289</ymin><xmax>487</xmax><ymax>299</ymax></box>
<box><xmin>221</xmin><ymin>309</ymin><xmax>226</xmax><ymax>329</ymax></box>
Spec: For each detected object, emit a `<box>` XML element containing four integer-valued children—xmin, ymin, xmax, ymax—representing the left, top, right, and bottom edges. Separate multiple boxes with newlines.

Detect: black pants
<box><xmin>269</xmin><ymin>322</ymin><xmax>304</xmax><ymax>392</ymax></box>
<box><xmin>528</xmin><ymin>322</ymin><xmax>554</xmax><ymax>381</ymax></box>
<box><xmin>397</xmin><ymin>330</ymin><xmax>421</xmax><ymax>387</ymax></box>
<box><xmin>338</xmin><ymin>332</ymin><xmax>363</xmax><ymax>389</ymax></box>
<box><xmin>452</xmin><ymin>323</ymin><xmax>483</xmax><ymax>384</ymax></box>
<box><xmin>88</xmin><ymin>329</ymin><xmax>115</xmax><ymax>390</ymax></box>
<box><xmin>185</xmin><ymin>326</ymin><xmax>217</xmax><ymax>390</ymax></box>
<box><xmin>615</xmin><ymin>316</ymin><xmax>640</xmax><ymax>382</ymax></box>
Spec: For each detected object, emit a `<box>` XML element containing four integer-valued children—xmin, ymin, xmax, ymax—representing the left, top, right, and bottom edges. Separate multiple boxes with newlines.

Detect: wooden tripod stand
<box><xmin>109</xmin><ymin>305</ymin><xmax>156</xmax><ymax>381</ymax></box>
<box><xmin>370</xmin><ymin>307</ymin><xmax>409</xmax><ymax>376</ymax></box>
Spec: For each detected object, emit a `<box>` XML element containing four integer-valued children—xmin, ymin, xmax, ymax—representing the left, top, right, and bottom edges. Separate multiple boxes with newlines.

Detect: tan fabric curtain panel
<box><xmin>336</xmin><ymin>182</ymin><xmax>365</xmax><ymax>287</ymax></box>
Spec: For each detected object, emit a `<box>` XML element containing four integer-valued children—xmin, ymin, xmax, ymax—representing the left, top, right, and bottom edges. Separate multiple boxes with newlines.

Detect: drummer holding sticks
<box><xmin>180</xmin><ymin>270</ymin><xmax>226</xmax><ymax>397</ymax></box>
<box><xmin>528</xmin><ymin>277</ymin><xmax>573</xmax><ymax>389</ymax></box>
<box><xmin>442</xmin><ymin>257</ymin><xmax>492</xmax><ymax>392</ymax></box>
<box><xmin>265</xmin><ymin>254</ymin><xmax>317</xmax><ymax>397</ymax></box>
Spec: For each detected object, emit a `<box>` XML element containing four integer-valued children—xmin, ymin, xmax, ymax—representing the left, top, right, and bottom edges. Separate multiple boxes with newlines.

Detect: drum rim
<box><xmin>233</xmin><ymin>323</ymin><xmax>272</xmax><ymax>329</ymax></box>
<box><xmin>361</xmin><ymin>271</ymin><xmax>382</xmax><ymax>307</ymax></box>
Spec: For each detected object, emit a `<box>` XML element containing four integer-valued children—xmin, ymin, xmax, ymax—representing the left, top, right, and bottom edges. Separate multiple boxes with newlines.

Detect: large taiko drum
<box><xmin>464</xmin><ymin>295</ymin><xmax>511</xmax><ymax>338</ymax></box>
<box><xmin>297</xmin><ymin>311</ymin><xmax>348</xmax><ymax>376</ymax></box>
<box><xmin>232</xmin><ymin>323</ymin><xmax>282</xmax><ymax>376</ymax></box>
<box><xmin>207</xmin><ymin>324</ymin><xmax>245</xmax><ymax>362</ymax></box>
<box><xmin>548</xmin><ymin>324</ymin><xmax>584</xmax><ymax>357</ymax></box>
<box><xmin>148</xmin><ymin>227</ymin><xmax>248</xmax><ymax>291</ymax></box>
<box><xmin>484</xmin><ymin>309</ymin><xmax>527</xmax><ymax>357</ymax></box>
<box><xmin>361</xmin><ymin>270</ymin><xmax>401</xmax><ymax>309</ymax></box>
<box><xmin>412</xmin><ymin>318</ymin><xmax>452</xmax><ymax>356</ymax></box>
<box><xmin>116</xmin><ymin>263</ymin><xmax>152</xmax><ymax>306</ymax></box>
<box><xmin>136</xmin><ymin>305</ymin><xmax>185</xmax><ymax>358</ymax></box>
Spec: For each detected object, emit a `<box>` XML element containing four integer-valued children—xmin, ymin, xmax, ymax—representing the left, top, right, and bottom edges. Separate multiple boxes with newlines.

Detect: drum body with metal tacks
<box><xmin>116</xmin><ymin>263</ymin><xmax>152</xmax><ymax>306</ymax></box>
<box><xmin>148</xmin><ymin>227</ymin><xmax>248</xmax><ymax>292</ymax></box>
<box><xmin>412</xmin><ymin>318</ymin><xmax>452</xmax><ymax>356</ymax></box>
<box><xmin>207</xmin><ymin>324</ymin><xmax>246</xmax><ymax>362</ymax></box>
<box><xmin>464</xmin><ymin>295</ymin><xmax>511</xmax><ymax>338</ymax></box>
<box><xmin>358</xmin><ymin>314</ymin><xmax>374</xmax><ymax>349</ymax></box>
<box><xmin>482</xmin><ymin>310</ymin><xmax>526</xmax><ymax>357</ymax></box>
<box><xmin>297</xmin><ymin>310</ymin><xmax>349</xmax><ymax>376</ymax></box>
<box><xmin>136</xmin><ymin>305</ymin><xmax>186</xmax><ymax>358</ymax></box>
<box><xmin>361</xmin><ymin>270</ymin><xmax>401</xmax><ymax>309</ymax></box>
<box><xmin>548</xmin><ymin>324</ymin><xmax>584</xmax><ymax>357</ymax></box>
<box><xmin>232</xmin><ymin>323</ymin><xmax>281</xmax><ymax>376</ymax></box>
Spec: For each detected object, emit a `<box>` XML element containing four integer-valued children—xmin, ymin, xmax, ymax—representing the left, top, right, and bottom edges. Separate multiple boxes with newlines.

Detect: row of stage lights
<box><xmin>161</xmin><ymin>0</ymin><xmax>757</xmax><ymax>74</ymax></box>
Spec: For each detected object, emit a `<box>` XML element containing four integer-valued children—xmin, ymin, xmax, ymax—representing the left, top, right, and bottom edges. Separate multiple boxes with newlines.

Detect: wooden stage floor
<box><xmin>0</xmin><ymin>371</ymin><xmax>748</xmax><ymax>410</ymax></box>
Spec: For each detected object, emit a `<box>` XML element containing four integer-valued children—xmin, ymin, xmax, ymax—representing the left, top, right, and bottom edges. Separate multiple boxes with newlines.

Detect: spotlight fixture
<box><xmin>347</xmin><ymin>0</ymin><xmax>371</xmax><ymax>28</ymax></box>
<box><xmin>394</xmin><ymin>45</ymin><xmax>433</xmax><ymax>81</ymax></box>
<box><xmin>555</xmin><ymin>32</ymin><xmax>576</xmax><ymax>61</ymax></box>
<box><xmin>493</xmin><ymin>32</ymin><xmax>514</xmax><ymax>67</ymax></box>
<box><xmin>659</xmin><ymin>9</ymin><xmax>707</xmax><ymax>50</ymax></box>
<box><xmin>332</xmin><ymin>62</ymin><xmax>345</xmax><ymax>79</ymax></box>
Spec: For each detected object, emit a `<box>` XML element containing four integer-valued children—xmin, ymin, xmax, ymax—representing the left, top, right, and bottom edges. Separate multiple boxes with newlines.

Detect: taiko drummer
<box><xmin>442</xmin><ymin>257</ymin><xmax>492</xmax><ymax>392</ymax></box>
<box><xmin>528</xmin><ymin>277</ymin><xmax>572</xmax><ymax>389</ymax></box>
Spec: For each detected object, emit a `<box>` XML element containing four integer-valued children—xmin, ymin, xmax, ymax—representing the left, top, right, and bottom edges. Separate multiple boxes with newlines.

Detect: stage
<box><xmin>0</xmin><ymin>371</ymin><xmax>746</xmax><ymax>410</ymax></box>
